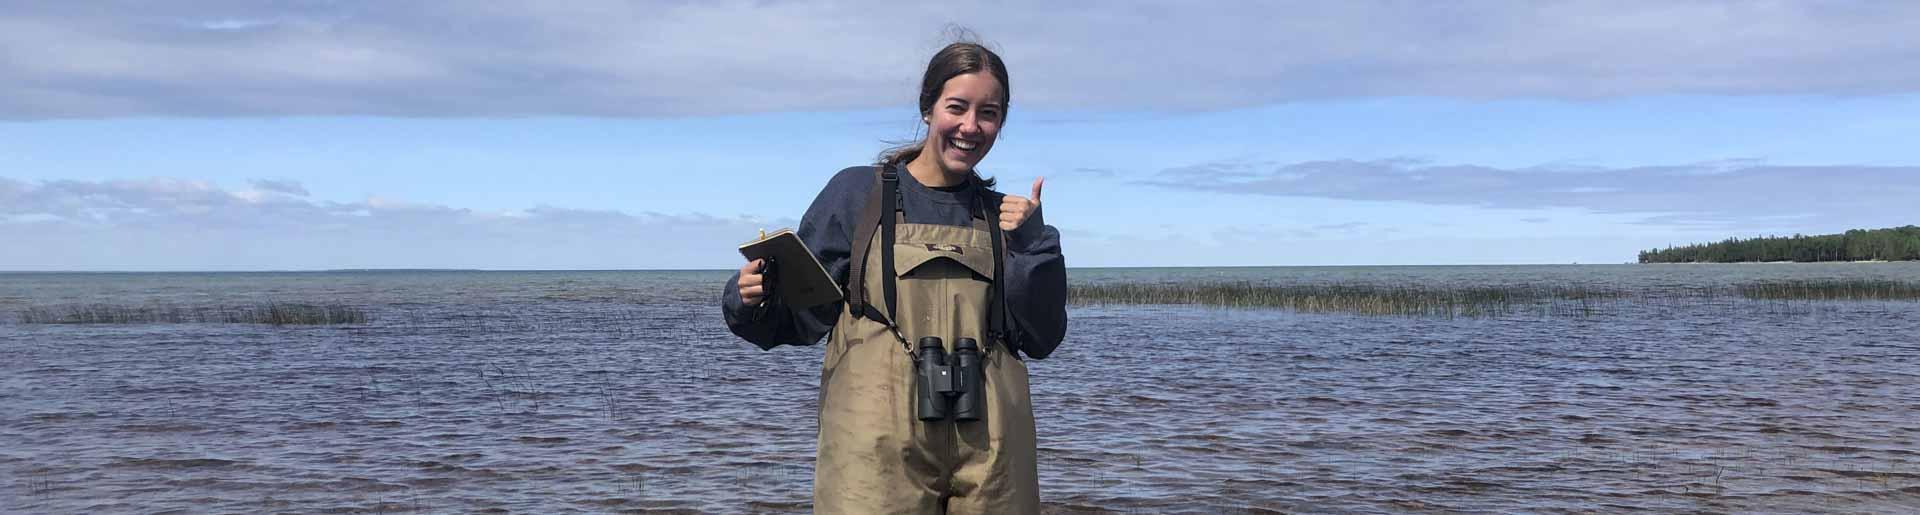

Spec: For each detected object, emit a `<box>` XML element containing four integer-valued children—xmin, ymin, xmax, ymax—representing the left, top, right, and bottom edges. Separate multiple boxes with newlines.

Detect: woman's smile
<box><xmin>946</xmin><ymin>136</ymin><xmax>983</xmax><ymax>162</ymax></box>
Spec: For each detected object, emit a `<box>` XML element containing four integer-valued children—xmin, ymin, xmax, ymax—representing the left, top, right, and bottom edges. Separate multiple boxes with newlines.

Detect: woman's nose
<box><xmin>958</xmin><ymin>112</ymin><xmax>981</xmax><ymax>135</ymax></box>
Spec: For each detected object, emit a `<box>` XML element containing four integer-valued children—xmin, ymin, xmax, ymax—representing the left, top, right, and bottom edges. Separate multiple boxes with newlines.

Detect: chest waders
<box><xmin>813</xmin><ymin>166</ymin><xmax>1040</xmax><ymax>514</ymax></box>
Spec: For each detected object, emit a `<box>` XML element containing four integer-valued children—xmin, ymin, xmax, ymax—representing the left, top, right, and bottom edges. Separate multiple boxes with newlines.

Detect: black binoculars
<box><xmin>914</xmin><ymin>336</ymin><xmax>984</xmax><ymax>422</ymax></box>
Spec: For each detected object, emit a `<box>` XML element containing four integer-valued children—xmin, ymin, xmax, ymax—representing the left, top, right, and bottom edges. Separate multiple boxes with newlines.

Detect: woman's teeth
<box><xmin>949</xmin><ymin>138</ymin><xmax>978</xmax><ymax>151</ymax></box>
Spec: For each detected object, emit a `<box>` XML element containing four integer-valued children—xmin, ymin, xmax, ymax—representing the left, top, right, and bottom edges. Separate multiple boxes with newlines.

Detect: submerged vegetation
<box><xmin>1639</xmin><ymin>225</ymin><xmax>1920</xmax><ymax>263</ymax></box>
<box><xmin>1071</xmin><ymin>279</ymin><xmax>1920</xmax><ymax>318</ymax></box>
<box><xmin>18</xmin><ymin>302</ymin><xmax>368</xmax><ymax>325</ymax></box>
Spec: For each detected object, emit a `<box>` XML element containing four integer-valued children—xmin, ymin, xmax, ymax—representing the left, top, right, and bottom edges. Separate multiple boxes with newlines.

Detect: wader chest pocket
<box><xmin>893</xmin><ymin>242</ymin><xmax>995</xmax><ymax>281</ymax></box>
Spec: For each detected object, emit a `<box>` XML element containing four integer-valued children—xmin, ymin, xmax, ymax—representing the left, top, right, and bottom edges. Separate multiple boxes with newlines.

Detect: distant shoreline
<box><xmin>1638</xmin><ymin>225</ymin><xmax>1920</xmax><ymax>264</ymax></box>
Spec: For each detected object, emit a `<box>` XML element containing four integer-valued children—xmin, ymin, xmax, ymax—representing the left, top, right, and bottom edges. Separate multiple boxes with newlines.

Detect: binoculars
<box><xmin>913</xmin><ymin>336</ymin><xmax>984</xmax><ymax>422</ymax></box>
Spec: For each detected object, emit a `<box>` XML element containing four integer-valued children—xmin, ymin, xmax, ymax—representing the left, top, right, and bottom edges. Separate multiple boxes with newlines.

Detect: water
<box><xmin>3</xmin><ymin>265</ymin><xmax>1918</xmax><ymax>513</ymax></box>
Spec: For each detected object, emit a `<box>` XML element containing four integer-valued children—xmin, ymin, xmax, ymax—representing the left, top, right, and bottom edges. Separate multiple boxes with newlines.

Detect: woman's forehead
<box><xmin>941</xmin><ymin>72</ymin><xmax>1005</xmax><ymax>104</ymax></box>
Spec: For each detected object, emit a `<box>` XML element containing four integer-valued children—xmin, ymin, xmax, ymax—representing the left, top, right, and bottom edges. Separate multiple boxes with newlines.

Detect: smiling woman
<box><xmin>719</xmin><ymin>34</ymin><xmax>1067</xmax><ymax>514</ymax></box>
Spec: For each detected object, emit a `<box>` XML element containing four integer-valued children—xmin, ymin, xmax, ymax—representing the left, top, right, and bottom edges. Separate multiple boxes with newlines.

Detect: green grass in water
<box><xmin>18</xmin><ymin>302</ymin><xmax>368</xmax><ymax>325</ymax></box>
<box><xmin>1069</xmin><ymin>281</ymin><xmax>1628</xmax><ymax>318</ymax></box>
<box><xmin>1736</xmin><ymin>280</ymin><xmax>1920</xmax><ymax>301</ymax></box>
<box><xmin>1071</xmin><ymin>279</ymin><xmax>1920</xmax><ymax>317</ymax></box>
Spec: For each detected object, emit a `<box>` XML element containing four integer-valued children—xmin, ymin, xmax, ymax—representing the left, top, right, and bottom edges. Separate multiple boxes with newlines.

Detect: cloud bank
<box><xmin>1140</xmin><ymin>159</ymin><xmax>1920</xmax><ymax>232</ymax></box>
<box><xmin>0</xmin><ymin>177</ymin><xmax>787</xmax><ymax>270</ymax></box>
<box><xmin>5</xmin><ymin>1</ymin><xmax>1920</xmax><ymax>119</ymax></box>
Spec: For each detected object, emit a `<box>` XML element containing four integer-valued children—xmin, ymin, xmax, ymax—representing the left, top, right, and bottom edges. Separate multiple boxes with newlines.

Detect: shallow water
<box><xmin>3</xmin><ymin>265</ymin><xmax>1919</xmax><ymax>513</ymax></box>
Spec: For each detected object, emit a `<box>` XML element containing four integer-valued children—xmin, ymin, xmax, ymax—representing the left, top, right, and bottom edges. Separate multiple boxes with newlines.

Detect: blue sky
<box><xmin>4</xmin><ymin>2</ymin><xmax>1920</xmax><ymax>270</ymax></box>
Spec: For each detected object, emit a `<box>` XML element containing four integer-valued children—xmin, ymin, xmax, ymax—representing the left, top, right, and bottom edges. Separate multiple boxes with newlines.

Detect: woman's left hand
<box><xmin>998</xmin><ymin>177</ymin><xmax>1044</xmax><ymax>231</ymax></box>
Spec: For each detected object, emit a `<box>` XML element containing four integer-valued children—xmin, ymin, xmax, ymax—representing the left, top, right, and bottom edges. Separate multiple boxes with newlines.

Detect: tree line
<box><xmin>1639</xmin><ymin>225</ymin><xmax>1920</xmax><ymax>263</ymax></box>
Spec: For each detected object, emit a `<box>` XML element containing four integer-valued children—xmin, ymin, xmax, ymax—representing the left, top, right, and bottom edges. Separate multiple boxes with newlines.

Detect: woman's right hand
<box><xmin>737</xmin><ymin>258</ymin><xmax>768</xmax><ymax>307</ymax></box>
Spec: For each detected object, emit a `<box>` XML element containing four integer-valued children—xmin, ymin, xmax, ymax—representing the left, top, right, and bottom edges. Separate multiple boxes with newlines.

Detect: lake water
<box><xmin>3</xmin><ymin>264</ymin><xmax>1919</xmax><ymax>513</ymax></box>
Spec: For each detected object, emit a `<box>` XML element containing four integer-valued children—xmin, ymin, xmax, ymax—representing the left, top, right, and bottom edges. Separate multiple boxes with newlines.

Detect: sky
<box><xmin>4</xmin><ymin>1</ymin><xmax>1920</xmax><ymax>270</ymax></box>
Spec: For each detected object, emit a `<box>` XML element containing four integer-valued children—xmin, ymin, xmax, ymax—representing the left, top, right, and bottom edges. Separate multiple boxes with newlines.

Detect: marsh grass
<box><xmin>17</xmin><ymin>302</ymin><xmax>368</xmax><ymax>325</ymax></box>
<box><xmin>13</xmin><ymin>279</ymin><xmax>1913</xmax><ymax>324</ymax></box>
<box><xmin>1071</xmin><ymin>279</ymin><xmax>1920</xmax><ymax>318</ymax></box>
<box><xmin>1736</xmin><ymin>280</ymin><xmax>1920</xmax><ymax>301</ymax></box>
<box><xmin>475</xmin><ymin>362</ymin><xmax>544</xmax><ymax>414</ymax></box>
<box><xmin>1070</xmin><ymin>281</ymin><xmax>1631</xmax><ymax>318</ymax></box>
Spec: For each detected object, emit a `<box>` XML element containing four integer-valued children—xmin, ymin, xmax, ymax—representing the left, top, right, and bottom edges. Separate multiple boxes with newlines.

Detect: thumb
<box><xmin>1031</xmin><ymin>176</ymin><xmax>1045</xmax><ymax>204</ymax></box>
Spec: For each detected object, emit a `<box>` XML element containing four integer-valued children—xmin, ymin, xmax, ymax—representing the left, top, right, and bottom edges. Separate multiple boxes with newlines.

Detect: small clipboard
<box><xmin>738</xmin><ymin>229</ymin><xmax>843</xmax><ymax>309</ymax></box>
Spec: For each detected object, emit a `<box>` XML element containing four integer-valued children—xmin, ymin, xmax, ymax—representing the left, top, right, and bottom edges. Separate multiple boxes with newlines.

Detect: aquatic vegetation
<box><xmin>1736</xmin><ymin>279</ymin><xmax>1920</xmax><ymax>301</ymax></box>
<box><xmin>1070</xmin><ymin>278</ymin><xmax>1920</xmax><ymax>317</ymax></box>
<box><xmin>13</xmin><ymin>280</ymin><xmax>1913</xmax><ymax>324</ymax></box>
<box><xmin>1068</xmin><ymin>281</ymin><xmax>1630</xmax><ymax>318</ymax></box>
<box><xmin>17</xmin><ymin>302</ymin><xmax>368</xmax><ymax>325</ymax></box>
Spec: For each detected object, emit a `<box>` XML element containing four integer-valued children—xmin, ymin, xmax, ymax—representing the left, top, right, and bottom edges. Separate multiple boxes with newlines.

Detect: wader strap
<box><xmin>879</xmin><ymin>166</ymin><xmax>900</xmax><ymax>327</ymax></box>
<box><xmin>844</xmin><ymin>165</ymin><xmax>910</xmax><ymax>353</ymax></box>
<box><xmin>846</xmin><ymin>166</ymin><xmax>886</xmax><ymax>317</ymax></box>
<box><xmin>976</xmin><ymin>180</ymin><xmax>1018</xmax><ymax>358</ymax></box>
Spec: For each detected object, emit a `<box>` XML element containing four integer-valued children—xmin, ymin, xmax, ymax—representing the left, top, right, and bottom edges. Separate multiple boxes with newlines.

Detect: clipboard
<box><xmin>738</xmin><ymin>228</ymin><xmax>844</xmax><ymax>309</ymax></box>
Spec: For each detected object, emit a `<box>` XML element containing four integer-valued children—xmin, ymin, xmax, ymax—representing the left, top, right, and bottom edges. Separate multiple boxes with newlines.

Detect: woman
<box><xmin>721</xmin><ymin>40</ymin><xmax>1067</xmax><ymax>513</ymax></box>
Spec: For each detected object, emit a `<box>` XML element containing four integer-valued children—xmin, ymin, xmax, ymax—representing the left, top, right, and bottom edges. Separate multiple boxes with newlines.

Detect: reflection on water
<box><xmin>3</xmin><ymin>265</ymin><xmax>1919</xmax><ymax>513</ymax></box>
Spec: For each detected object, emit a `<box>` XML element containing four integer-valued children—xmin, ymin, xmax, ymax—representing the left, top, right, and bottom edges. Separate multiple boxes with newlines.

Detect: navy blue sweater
<box><xmin>722</xmin><ymin>166</ymin><xmax>1068</xmax><ymax>359</ymax></box>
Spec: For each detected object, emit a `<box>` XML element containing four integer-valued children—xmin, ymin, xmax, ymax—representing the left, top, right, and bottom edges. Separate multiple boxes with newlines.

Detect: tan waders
<box><xmin>813</xmin><ymin>168</ymin><xmax>1040</xmax><ymax>514</ymax></box>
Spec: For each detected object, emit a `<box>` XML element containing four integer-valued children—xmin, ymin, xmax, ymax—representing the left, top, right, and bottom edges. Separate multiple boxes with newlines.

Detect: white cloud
<box><xmin>249</xmin><ymin>179</ymin><xmax>309</xmax><ymax>196</ymax></box>
<box><xmin>0</xmin><ymin>177</ymin><xmax>790</xmax><ymax>270</ymax></box>
<box><xmin>1139</xmin><ymin>159</ymin><xmax>1920</xmax><ymax>233</ymax></box>
<box><xmin>4</xmin><ymin>1</ymin><xmax>1920</xmax><ymax>119</ymax></box>
<box><xmin>1068</xmin><ymin>228</ymin><xmax>1663</xmax><ymax>266</ymax></box>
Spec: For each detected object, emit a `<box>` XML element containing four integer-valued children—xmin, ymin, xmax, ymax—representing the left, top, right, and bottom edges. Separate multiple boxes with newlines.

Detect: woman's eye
<box><xmin>946</xmin><ymin>105</ymin><xmax>964</xmax><ymax>113</ymax></box>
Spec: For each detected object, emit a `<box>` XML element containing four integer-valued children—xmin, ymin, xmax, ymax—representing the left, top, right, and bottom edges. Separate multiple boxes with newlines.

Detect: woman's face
<box><xmin>923</xmin><ymin>71</ymin><xmax>1005</xmax><ymax>176</ymax></box>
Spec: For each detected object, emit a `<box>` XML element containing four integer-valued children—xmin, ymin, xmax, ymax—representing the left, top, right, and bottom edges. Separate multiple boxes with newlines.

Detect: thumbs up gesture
<box><xmin>998</xmin><ymin>177</ymin><xmax>1044</xmax><ymax>232</ymax></box>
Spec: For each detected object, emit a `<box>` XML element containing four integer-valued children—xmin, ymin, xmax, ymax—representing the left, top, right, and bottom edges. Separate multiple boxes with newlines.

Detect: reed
<box><xmin>1069</xmin><ymin>281</ymin><xmax>1629</xmax><ymax>318</ymax></box>
<box><xmin>1735</xmin><ymin>279</ymin><xmax>1920</xmax><ymax>301</ymax></box>
<box><xmin>1071</xmin><ymin>278</ymin><xmax>1920</xmax><ymax>318</ymax></box>
<box><xmin>17</xmin><ymin>302</ymin><xmax>368</xmax><ymax>325</ymax></box>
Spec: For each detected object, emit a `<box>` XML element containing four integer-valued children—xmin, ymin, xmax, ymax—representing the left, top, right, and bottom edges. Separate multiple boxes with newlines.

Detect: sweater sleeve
<box><xmin>720</xmin><ymin>167</ymin><xmax>868</xmax><ymax>350</ymax></box>
<box><xmin>1002</xmin><ymin>203</ymin><xmax>1069</xmax><ymax>359</ymax></box>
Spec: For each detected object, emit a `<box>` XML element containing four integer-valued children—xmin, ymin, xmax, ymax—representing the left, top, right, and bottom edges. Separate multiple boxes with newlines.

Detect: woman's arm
<box><xmin>720</xmin><ymin>167</ymin><xmax>871</xmax><ymax>350</ymax></box>
<box><xmin>1002</xmin><ymin>204</ymin><xmax>1068</xmax><ymax>359</ymax></box>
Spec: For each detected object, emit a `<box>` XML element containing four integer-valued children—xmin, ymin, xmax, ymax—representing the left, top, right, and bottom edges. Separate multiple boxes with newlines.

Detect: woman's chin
<box><xmin>942</xmin><ymin>156</ymin><xmax>980</xmax><ymax>174</ymax></box>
